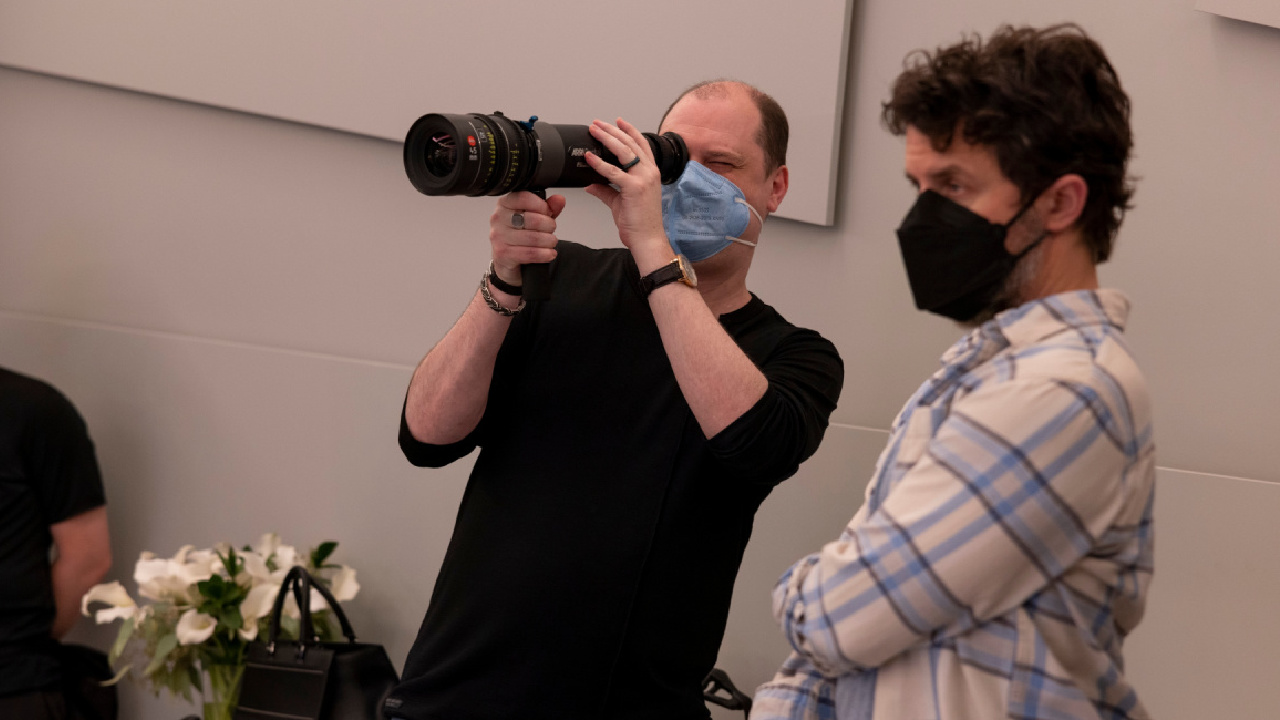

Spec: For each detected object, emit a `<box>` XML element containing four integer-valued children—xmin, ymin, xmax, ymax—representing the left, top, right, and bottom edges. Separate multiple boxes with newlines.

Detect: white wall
<box><xmin>0</xmin><ymin>0</ymin><xmax>853</xmax><ymax>225</ymax></box>
<box><xmin>2</xmin><ymin>1</ymin><xmax>1278</xmax><ymax>718</ymax></box>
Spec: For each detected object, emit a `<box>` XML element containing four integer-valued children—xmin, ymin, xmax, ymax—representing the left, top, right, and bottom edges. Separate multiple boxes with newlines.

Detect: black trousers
<box><xmin>0</xmin><ymin>689</ymin><xmax>71</xmax><ymax>720</ymax></box>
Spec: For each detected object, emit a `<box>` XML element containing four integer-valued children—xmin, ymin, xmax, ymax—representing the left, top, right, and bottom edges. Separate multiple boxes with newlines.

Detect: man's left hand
<box><xmin>583</xmin><ymin>118</ymin><xmax>673</xmax><ymax>273</ymax></box>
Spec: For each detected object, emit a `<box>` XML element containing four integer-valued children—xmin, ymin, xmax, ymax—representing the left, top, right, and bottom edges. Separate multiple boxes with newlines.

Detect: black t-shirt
<box><xmin>0</xmin><ymin>368</ymin><xmax>106</xmax><ymax>696</ymax></box>
<box><xmin>387</xmin><ymin>243</ymin><xmax>844</xmax><ymax>720</ymax></box>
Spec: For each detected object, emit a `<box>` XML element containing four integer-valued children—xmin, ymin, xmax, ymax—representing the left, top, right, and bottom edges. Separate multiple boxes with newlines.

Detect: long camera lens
<box><xmin>404</xmin><ymin>111</ymin><xmax>688</xmax><ymax>196</ymax></box>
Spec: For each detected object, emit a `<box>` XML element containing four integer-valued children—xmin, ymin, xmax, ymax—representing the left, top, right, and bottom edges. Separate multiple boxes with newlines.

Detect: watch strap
<box><xmin>640</xmin><ymin>258</ymin><xmax>686</xmax><ymax>297</ymax></box>
<box><xmin>487</xmin><ymin>261</ymin><xmax>522</xmax><ymax>296</ymax></box>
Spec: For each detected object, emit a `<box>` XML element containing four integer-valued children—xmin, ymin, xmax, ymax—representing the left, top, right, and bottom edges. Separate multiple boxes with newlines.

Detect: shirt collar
<box><xmin>940</xmin><ymin>289</ymin><xmax>1131</xmax><ymax>367</ymax></box>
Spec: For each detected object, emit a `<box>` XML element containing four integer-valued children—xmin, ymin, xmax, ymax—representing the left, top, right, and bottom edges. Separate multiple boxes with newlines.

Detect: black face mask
<box><xmin>895</xmin><ymin>190</ymin><xmax>1043</xmax><ymax>322</ymax></box>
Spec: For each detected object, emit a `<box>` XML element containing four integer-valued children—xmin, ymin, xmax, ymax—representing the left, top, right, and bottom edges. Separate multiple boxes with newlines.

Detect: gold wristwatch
<box><xmin>639</xmin><ymin>254</ymin><xmax>697</xmax><ymax>297</ymax></box>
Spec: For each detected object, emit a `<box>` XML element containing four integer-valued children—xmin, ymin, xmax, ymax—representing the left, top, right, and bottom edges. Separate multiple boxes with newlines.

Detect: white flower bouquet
<box><xmin>81</xmin><ymin>533</ymin><xmax>360</xmax><ymax>719</ymax></box>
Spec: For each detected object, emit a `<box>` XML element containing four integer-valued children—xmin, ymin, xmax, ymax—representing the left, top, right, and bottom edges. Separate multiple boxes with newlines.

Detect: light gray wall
<box><xmin>1</xmin><ymin>1</ymin><xmax>1278</xmax><ymax>718</ymax></box>
<box><xmin>0</xmin><ymin>0</ymin><xmax>853</xmax><ymax>225</ymax></box>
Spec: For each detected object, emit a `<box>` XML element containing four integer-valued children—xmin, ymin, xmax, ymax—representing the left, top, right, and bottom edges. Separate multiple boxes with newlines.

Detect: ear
<box><xmin>765</xmin><ymin>165</ymin><xmax>789</xmax><ymax>214</ymax></box>
<box><xmin>1039</xmin><ymin>173</ymin><xmax>1088</xmax><ymax>234</ymax></box>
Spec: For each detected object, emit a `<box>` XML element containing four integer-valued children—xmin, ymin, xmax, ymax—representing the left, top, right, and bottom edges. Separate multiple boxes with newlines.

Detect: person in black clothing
<box><xmin>387</xmin><ymin>80</ymin><xmax>844</xmax><ymax>720</ymax></box>
<box><xmin>0</xmin><ymin>368</ymin><xmax>112</xmax><ymax>719</ymax></box>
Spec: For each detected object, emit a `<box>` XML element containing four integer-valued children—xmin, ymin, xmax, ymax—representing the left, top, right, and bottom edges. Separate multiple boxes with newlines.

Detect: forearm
<box><xmin>52</xmin><ymin>558</ymin><xmax>107</xmax><ymax>638</ymax></box>
<box><xmin>49</xmin><ymin>507</ymin><xmax>112</xmax><ymax>640</ymax></box>
<box><xmin>404</xmin><ymin>287</ymin><xmax>515</xmax><ymax>445</ymax></box>
<box><xmin>647</xmin><ymin>282</ymin><xmax>767</xmax><ymax>437</ymax></box>
<box><xmin>778</xmin><ymin>380</ymin><xmax>1132</xmax><ymax>673</ymax></box>
<box><xmin>751</xmin><ymin>652</ymin><xmax>839</xmax><ymax>720</ymax></box>
<box><xmin>579</xmin><ymin>118</ymin><xmax>769</xmax><ymax>437</ymax></box>
<box><xmin>774</xmin><ymin>541</ymin><xmax>911</xmax><ymax>675</ymax></box>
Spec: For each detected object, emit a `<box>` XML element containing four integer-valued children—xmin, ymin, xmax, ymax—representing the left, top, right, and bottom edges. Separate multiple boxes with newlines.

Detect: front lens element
<box><xmin>423</xmin><ymin>133</ymin><xmax>458</xmax><ymax>178</ymax></box>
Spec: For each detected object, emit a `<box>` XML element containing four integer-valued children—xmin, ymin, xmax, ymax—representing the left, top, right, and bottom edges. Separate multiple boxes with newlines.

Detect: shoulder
<box><xmin>727</xmin><ymin>296</ymin><xmax>842</xmax><ymax>362</ymax></box>
<box><xmin>0</xmin><ymin>368</ymin><xmax>82</xmax><ymax>425</ymax></box>
<box><xmin>972</xmin><ymin>290</ymin><xmax>1148</xmax><ymax>410</ymax></box>
<box><xmin>723</xmin><ymin>297</ymin><xmax>844</xmax><ymax>400</ymax></box>
<box><xmin>985</xmin><ymin>290</ymin><xmax>1147</xmax><ymax>405</ymax></box>
<box><xmin>958</xmin><ymin>329</ymin><xmax>1152</xmax><ymax>454</ymax></box>
<box><xmin>1013</xmin><ymin>321</ymin><xmax>1147</xmax><ymax>414</ymax></box>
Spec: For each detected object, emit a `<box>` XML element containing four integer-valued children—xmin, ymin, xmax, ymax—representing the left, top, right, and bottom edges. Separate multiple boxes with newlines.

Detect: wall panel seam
<box><xmin>0</xmin><ymin>309</ymin><xmax>415</xmax><ymax>372</ymax></box>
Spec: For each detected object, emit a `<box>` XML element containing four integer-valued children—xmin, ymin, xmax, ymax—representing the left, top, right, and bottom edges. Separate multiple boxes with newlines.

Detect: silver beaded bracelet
<box><xmin>479</xmin><ymin>273</ymin><xmax>525</xmax><ymax>316</ymax></box>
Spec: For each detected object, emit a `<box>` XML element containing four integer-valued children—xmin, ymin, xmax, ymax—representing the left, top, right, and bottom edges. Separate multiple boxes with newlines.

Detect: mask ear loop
<box><xmin>1003</xmin><ymin>184</ymin><xmax>1054</xmax><ymax>259</ymax></box>
<box><xmin>726</xmin><ymin>198</ymin><xmax>765</xmax><ymax>247</ymax></box>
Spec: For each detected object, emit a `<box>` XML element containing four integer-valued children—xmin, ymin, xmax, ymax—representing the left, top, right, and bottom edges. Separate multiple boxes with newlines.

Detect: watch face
<box><xmin>677</xmin><ymin>254</ymin><xmax>697</xmax><ymax>288</ymax></box>
<box><xmin>642</xmin><ymin>255</ymin><xmax>698</xmax><ymax>296</ymax></box>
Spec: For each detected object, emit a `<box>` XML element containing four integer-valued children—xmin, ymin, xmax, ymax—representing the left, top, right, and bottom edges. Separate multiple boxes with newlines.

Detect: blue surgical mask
<box><xmin>661</xmin><ymin>161</ymin><xmax>765</xmax><ymax>262</ymax></box>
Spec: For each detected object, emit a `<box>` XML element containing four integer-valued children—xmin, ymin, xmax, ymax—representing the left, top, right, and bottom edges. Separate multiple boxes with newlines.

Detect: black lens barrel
<box><xmin>404</xmin><ymin>111</ymin><xmax>687</xmax><ymax>196</ymax></box>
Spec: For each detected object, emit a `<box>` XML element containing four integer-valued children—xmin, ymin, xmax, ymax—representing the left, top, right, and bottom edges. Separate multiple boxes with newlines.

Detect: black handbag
<box><xmin>233</xmin><ymin>565</ymin><xmax>399</xmax><ymax>720</ymax></box>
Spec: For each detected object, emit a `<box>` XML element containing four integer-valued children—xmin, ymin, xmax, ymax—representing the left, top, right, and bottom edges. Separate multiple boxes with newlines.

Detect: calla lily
<box><xmin>240</xmin><ymin>550</ymin><xmax>296</xmax><ymax>591</ymax></box>
<box><xmin>175</xmin><ymin>609</ymin><xmax>218</xmax><ymax>645</ymax></box>
<box><xmin>81</xmin><ymin>581</ymin><xmax>138</xmax><ymax>623</ymax></box>
<box><xmin>172</xmin><ymin>544</ymin><xmax>196</xmax><ymax>564</ymax></box>
<box><xmin>134</xmin><ymin>556</ymin><xmax>191</xmax><ymax>602</ymax></box>
<box><xmin>240</xmin><ymin>584</ymin><xmax>278</xmax><ymax>624</ymax></box>
<box><xmin>183</xmin><ymin>548</ymin><xmax>222</xmax><ymax>580</ymax></box>
<box><xmin>240</xmin><ymin>551</ymin><xmax>271</xmax><ymax>585</ymax></box>
<box><xmin>89</xmin><ymin>533</ymin><xmax>361</xmax><ymax>700</ymax></box>
<box><xmin>280</xmin><ymin>588</ymin><xmax>328</xmax><ymax>619</ymax></box>
<box><xmin>254</xmin><ymin>533</ymin><xmax>281</xmax><ymax>559</ymax></box>
<box><xmin>135</xmin><ymin>545</ymin><xmax>224</xmax><ymax>602</ymax></box>
<box><xmin>329</xmin><ymin>566</ymin><xmax>360</xmax><ymax>602</ymax></box>
<box><xmin>252</xmin><ymin>532</ymin><xmax>300</xmax><ymax>573</ymax></box>
<box><xmin>237</xmin><ymin>583</ymin><xmax>280</xmax><ymax>641</ymax></box>
<box><xmin>274</xmin><ymin>544</ymin><xmax>299</xmax><ymax>570</ymax></box>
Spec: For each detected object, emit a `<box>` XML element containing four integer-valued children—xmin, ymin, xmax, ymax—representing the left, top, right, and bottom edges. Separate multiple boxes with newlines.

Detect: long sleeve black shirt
<box><xmin>388</xmin><ymin>241</ymin><xmax>843</xmax><ymax>720</ymax></box>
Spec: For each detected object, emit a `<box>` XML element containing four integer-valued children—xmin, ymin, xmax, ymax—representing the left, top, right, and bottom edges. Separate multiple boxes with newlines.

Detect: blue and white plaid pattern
<box><xmin>753</xmin><ymin>290</ymin><xmax>1155</xmax><ymax>720</ymax></box>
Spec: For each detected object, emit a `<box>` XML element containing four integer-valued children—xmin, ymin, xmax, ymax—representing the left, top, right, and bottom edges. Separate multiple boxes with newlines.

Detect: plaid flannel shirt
<box><xmin>753</xmin><ymin>289</ymin><xmax>1155</xmax><ymax>720</ymax></box>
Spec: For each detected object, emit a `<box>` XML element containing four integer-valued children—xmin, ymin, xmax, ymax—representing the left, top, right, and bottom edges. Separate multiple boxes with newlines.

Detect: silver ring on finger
<box><xmin>510</xmin><ymin>212</ymin><xmax>526</xmax><ymax>229</ymax></box>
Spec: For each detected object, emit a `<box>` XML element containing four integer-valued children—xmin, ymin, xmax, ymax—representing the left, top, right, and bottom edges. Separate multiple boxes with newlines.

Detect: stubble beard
<box><xmin>956</xmin><ymin>227</ymin><xmax>1047</xmax><ymax>330</ymax></box>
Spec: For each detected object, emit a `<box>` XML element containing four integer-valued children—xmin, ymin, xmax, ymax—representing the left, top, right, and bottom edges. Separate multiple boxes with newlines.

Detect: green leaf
<box><xmin>279</xmin><ymin>614</ymin><xmax>300</xmax><ymax>640</ymax></box>
<box><xmin>187</xmin><ymin>663</ymin><xmax>201</xmax><ymax>696</ymax></box>
<box><xmin>109</xmin><ymin>616</ymin><xmax>136</xmax><ymax>665</ymax></box>
<box><xmin>143</xmin><ymin>633</ymin><xmax>179</xmax><ymax>677</ymax></box>
<box><xmin>162</xmin><ymin>660</ymin><xmax>193</xmax><ymax>703</ymax></box>
<box><xmin>197</xmin><ymin>575</ymin><xmax>225</xmax><ymax>602</ymax></box>
<box><xmin>167</xmin><ymin>652</ymin><xmax>197</xmax><ymax>702</ymax></box>
<box><xmin>227</xmin><ymin>582</ymin><xmax>249</xmax><ymax>604</ymax></box>
<box><xmin>220</xmin><ymin>606</ymin><xmax>243</xmax><ymax>634</ymax></box>
<box><xmin>222</xmin><ymin>547</ymin><xmax>242</xmax><ymax>578</ymax></box>
<box><xmin>310</xmin><ymin>541</ymin><xmax>338</xmax><ymax>568</ymax></box>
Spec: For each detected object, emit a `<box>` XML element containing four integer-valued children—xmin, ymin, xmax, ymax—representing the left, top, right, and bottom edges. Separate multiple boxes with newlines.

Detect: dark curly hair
<box><xmin>882</xmin><ymin>24</ymin><xmax>1135</xmax><ymax>263</ymax></box>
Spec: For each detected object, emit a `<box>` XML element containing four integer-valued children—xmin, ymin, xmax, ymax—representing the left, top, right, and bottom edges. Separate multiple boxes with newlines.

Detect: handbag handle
<box><xmin>295</xmin><ymin>565</ymin><xmax>358</xmax><ymax>644</ymax></box>
<box><xmin>264</xmin><ymin>565</ymin><xmax>358</xmax><ymax>652</ymax></box>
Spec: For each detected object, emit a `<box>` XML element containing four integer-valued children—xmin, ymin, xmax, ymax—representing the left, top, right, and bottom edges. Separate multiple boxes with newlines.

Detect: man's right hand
<box><xmin>489</xmin><ymin>191</ymin><xmax>566</xmax><ymax>288</ymax></box>
<box><xmin>405</xmin><ymin>190</ymin><xmax>565</xmax><ymax>446</ymax></box>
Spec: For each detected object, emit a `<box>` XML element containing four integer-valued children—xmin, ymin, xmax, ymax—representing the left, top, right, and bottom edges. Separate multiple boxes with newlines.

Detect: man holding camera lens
<box><xmin>752</xmin><ymin>24</ymin><xmax>1155</xmax><ymax>720</ymax></box>
<box><xmin>387</xmin><ymin>81</ymin><xmax>844</xmax><ymax>720</ymax></box>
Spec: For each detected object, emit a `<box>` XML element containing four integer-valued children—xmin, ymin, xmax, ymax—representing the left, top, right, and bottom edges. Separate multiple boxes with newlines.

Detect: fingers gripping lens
<box><xmin>404</xmin><ymin>111</ymin><xmax>688</xmax><ymax>197</ymax></box>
